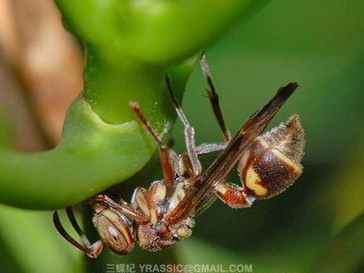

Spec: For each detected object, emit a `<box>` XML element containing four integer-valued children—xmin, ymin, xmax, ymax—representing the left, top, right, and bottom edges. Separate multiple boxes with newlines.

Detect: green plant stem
<box><xmin>57</xmin><ymin>0</ymin><xmax>265</xmax><ymax>65</ymax></box>
<box><xmin>83</xmin><ymin>49</ymin><xmax>193</xmax><ymax>124</ymax></box>
<box><xmin>0</xmin><ymin>56</ymin><xmax>193</xmax><ymax>209</ymax></box>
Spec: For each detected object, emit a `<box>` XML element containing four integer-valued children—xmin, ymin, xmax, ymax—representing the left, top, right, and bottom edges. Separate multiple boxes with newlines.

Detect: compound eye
<box><xmin>93</xmin><ymin>209</ymin><xmax>134</xmax><ymax>255</ymax></box>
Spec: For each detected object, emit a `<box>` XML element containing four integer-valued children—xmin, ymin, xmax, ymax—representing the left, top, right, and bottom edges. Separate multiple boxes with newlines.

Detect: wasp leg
<box><xmin>129</xmin><ymin>102</ymin><xmax>176</xmax><ymax>189</ymax></box>
<box><xmin>53</xmin><ymin>210</ymin><xmax>103</xmax><ymax>258</ymax></box>
<box><xmin>214</xmin><ymin>182</ymin><xmax>256</xmax><ymax>209</ymax></box>
<box><xmin>131</xmin><ymin>181</ymin><xmax>166</xmax><ymax>225</ymax></box>
<box><xmin>66</xmin><ymin>207</ymin><xmax>95</xmax><ymax>247</ymax></box>
<box><xmin>165</xmin><ymin>75</ymin><xmax>201</xmax><ymax>180</ymax></box>
<box><xmin>200</xmin><ymin>54</ymin><xmax>231</xmax><ymax>142</ymax></box>
<box><xmin>196</xmin><ymin>143</ymin><xmax>227</xmax><ymax>155</ymax></box>
<box><xmin>131</xmin><ymin>187</ymin><xmax>150</xmax><ymax>219</ymax></box>
<box><xmin>91</xmin><ymin>194</ymin><xmax>149</xmax><ymax>222</ymax></box>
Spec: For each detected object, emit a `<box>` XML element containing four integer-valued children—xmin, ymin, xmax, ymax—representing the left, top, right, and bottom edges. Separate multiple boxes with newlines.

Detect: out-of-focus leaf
<box><xmin>321</xmin><ymin>145</ymin><xmax>364</xmax><ymax>231</ymax></box>
<box><xmin>176</xmin><ymin>238</ymin><xmax>301</xmax><ymax>273</ymax></box>
<box><xmin>308</xmin><ymin>212</ymin><xmax>364</xmax><ymax>273</ymax></box>
<box><xmin>0</xmin><ymin>205</ymin><xmax>82</xmax><ymax>273</ymax></box>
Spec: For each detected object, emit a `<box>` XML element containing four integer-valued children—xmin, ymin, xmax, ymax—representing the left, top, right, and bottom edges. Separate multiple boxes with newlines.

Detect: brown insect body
<box><xmin>53</xmin><ymin>55</ymin><xmax>305</xmax><ymax>258</ymax></box>
<box><xmin>131</xmin><ymin>178</ymin><xmax>195</xmax><ymax>252</ymax></box>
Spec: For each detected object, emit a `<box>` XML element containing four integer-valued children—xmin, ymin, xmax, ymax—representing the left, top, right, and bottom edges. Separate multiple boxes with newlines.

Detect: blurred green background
<box><xmin>0</xmin><ymin>1</ymin><xmax>363</xmax><ymax>273</ymax></box>
<box><xmin>175</xmin><ymin>1</ymin><xmax>364</xmax><ymax>272</ymax></box>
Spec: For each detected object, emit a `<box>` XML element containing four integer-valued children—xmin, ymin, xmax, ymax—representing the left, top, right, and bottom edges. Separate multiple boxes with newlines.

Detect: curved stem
<box><xmin>0</xmin><ymin>57</ymin><xmax>192</xmax><ymax>209</ymax></box>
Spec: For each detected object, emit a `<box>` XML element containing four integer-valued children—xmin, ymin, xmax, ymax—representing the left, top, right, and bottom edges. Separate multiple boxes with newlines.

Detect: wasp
<box><xmin>53</xmin><ymin>55</ymin><xmax>305</xmax><ymax>258</ymax></box>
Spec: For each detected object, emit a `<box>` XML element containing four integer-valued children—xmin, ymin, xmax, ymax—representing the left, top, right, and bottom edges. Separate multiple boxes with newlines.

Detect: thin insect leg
<box><xmin>132</xmin><ymin>182</ymin><xmax>167</xmax><ymax>226</ymax></box>
<box><xmin>193</xmin><ymin>180</ymin><xmax>256</xmax><ymax>214</ymax></box>
<box><xmin>200</xmin><ymin>54</ymin><xmax>231</xmax><ymax>142</ymax></box>
<box><xmin>91</xmin><ymin>194</ymin><xmax>149</xmax><ymax>222</ymax></box>
<box><xmin>53</xmin><ymin>211</ymin><xmax>103</xmax><ymax>258</ymax></box>
<box><xmin>129</xmin><ymin>101</ymin><xmax>175</xmax><ymax>189</ymax></box>
<box><xmin>165</xmin><ymin>75</ymin><xmax>201</xmax><ymax>179</ymax></box>
<box><xmin>131</xmin><ymin>187</ymin><xmax>150</xmax><ymax>218</ymax></box>
<box><xmin>214</xmin><ymin>182</ymin><xmax>256</xmax><ymax>209</ymax></box>
<box><xmin>196</xmin><ymin>142</ymin><xmax>227</xmax><ymax>155</ymax></box>
<box><xmin>66</xmin><ymin>207</ymin><xmax>93</xmax><ymax>247</ymax></box>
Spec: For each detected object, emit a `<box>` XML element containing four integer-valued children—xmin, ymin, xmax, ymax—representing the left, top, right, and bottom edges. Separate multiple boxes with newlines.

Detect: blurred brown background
<box><xmin>0</xmin><ymin>0</ymin><xmax>83</xmax><ymax>150</ymax></box>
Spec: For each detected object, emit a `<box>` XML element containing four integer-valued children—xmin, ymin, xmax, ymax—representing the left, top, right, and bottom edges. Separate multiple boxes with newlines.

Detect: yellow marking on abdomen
<box><xmin>245</xmin><ymin>166</ymin><xmax>268</xmax><ymax>197</ymax></box>
<box><xmin>272</xmin><ymin>149</ymin><xmax>302</xmax><ymax>175</ymax></box>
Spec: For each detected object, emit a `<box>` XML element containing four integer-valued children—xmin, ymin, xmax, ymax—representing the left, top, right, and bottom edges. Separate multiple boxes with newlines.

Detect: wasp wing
<box><xmin>164</xmin><ymin>82</ymin><xmax>299</xmax><ymax>223</ymax></box>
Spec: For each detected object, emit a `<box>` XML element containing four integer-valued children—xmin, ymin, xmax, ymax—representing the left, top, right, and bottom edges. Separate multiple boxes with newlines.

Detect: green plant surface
<box><xmin>0</xmin><ymin>0</ymin><xmax>265</xmax><ymax>209</ymax></box>
<box><xmin>0</xmin><ymin>98</ymin><xmax>157</xmax><ymax>209</ymax></box>
<box><xmin>57</xmin><ymin>0</ymin><xmax>267</xmax><ymax>65</ymax></box>
<box><xmin>0</xmin><ymin>205</ymin><xmax>82</xmax><ymax>273</ymax></box>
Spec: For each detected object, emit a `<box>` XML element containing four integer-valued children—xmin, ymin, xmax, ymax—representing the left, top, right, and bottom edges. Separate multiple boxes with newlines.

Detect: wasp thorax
<box><xmin>92</xmin><ymin>206</ymin><xmax>134</xmax><ymax>255</ymax></box>
<box><xmin>238</xmin><ymin>115</ymin><xmax>305</xmax><ymax>199</ymax></box>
